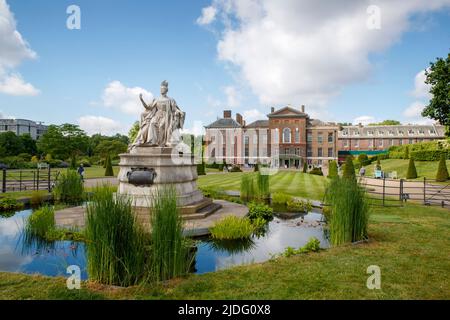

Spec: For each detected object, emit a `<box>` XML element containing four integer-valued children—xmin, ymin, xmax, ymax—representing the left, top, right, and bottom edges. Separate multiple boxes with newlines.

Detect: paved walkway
<box><xmin>360</xmin><ymin>177</ymin><xmax>450</xmax><ymax>206</ymax></box>
<box><xmin>84</xmin><ymin>177</ymin><xmax>118</xmax><ymax>188</ymax></box>
<box><xmin>55</xmin><ymin>199</ymin><xmax>248</xmax><ymax>237</ymax></box>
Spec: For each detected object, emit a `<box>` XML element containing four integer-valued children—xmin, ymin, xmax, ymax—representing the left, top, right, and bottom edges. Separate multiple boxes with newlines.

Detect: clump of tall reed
<box><xmin>25</xmin><ymin>205</ymin><xmax>55</xmax><ymax>239</ymax></box>
<box><xmin>85</xmin><ymin>185</ymin><xmax>148</xmax><ymax>286</ymax></box>
<box><xmin>240</xmin><ymin>173</ymin><xmax>256</xmax><ymax>202</ymax></box>
<box><xmin>257</xmin><ymin>172</ymin><xmax>270</xmax><ymax>199</ymax></box>
<box><xmin>149</xmin><ymin>186</ymin><xmax>192</xmax><ymax>282</ymax></box>
<box><xmin>53</xmin><ymin>169</ymin><xmax>84</xmax><ymax>204</ymax></box>
<box><xmin>324</xmin><ymin>177</ymin><xmax>369</xmax><ymax>245</ymax></box>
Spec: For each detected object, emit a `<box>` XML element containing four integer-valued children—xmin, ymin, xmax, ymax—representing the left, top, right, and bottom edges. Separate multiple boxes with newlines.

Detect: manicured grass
<box><xmin>0</xmin><ymin>190</ymin><xmax>50</xmax><ymax>200</ymax></box>
<box><xmin>1</xmin><ymin>203</ymin><xmax>449</xmax><ymax>299</ymax></box>
<box><xmin>5</xmin><ymin>166</ymin><xmax>119</xmax><ymax>181</ymax></box>
<box><xmin>198</xmin><ymin>171</ymin><xmax>327</xmax><ymax>201</ymax></box>
<box><xmin>364</xmin><ymin>159</ymin><xmax>450</xmax><ymax>180</ymax></box>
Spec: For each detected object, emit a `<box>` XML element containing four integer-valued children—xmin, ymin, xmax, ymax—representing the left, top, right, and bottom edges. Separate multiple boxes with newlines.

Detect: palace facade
<box><xmin>204</xmin><ymin>106</ymin><xmax>446</xmax><ymax>170</ymax></box>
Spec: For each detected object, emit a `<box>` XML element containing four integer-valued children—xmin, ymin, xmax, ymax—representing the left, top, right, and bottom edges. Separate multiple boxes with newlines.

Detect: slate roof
<box><xmin>204</xmin><ymin>118</ymin><xmax>242</xmax><ymax>128</ymax></box>
<box><xmin>245</xmin><ymin>120</ymin><xmax>269</xmax><ymax>128</ymax></box>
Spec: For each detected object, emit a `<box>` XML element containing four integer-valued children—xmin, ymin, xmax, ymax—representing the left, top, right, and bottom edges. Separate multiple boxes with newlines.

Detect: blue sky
<box><xmin>0</xmin><ymin>0</ymin><xmax>449</xmax><ymax>136</ymax></box>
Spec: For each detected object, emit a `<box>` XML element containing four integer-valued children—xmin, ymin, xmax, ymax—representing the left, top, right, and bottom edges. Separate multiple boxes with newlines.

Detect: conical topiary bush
<box><xmin>406</xmin><ymin>157</ymin><xmax>417</xmax><ymax>179</ymax></box>
<box><xmin>328</xmin><ymin>160</ymin><xmax>338</xmax><ymax>179</ymax></box>
<box><xmin>343</xmin><ymin>156</ymin><xmax>356</xmax><ymax>180</ymax></box>
<box><xmin>435</xmin><ymin>153</ymin><xmax>449</xmax><ymax>182</ymax></box>
<box><xmin>104</xmin><ymin>154</ymin><xmax>114</xmax><ymax>177</ymax></box>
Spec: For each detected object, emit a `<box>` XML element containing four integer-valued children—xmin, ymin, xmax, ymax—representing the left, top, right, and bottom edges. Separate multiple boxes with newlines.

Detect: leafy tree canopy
<box><xmin>37</xmin><ymin>124</ymin><xmax>89</xmax><ymax>160</ymax></box>
<box><xmin>368</xmin><ymin>120</ymin><xmax>401</xmax><ymax>126</ymax></box>
<box><xmin>421</xmin><ymin>52</ymin><xmax>450</xmax><ymax>134</ymax></box>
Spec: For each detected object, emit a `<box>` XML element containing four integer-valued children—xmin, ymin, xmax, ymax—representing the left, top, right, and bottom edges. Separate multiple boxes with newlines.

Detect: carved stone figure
<box><xmin>130</xmin><ymin>80</ymin><xmax>185</xmax><ymax>150</ymax></box>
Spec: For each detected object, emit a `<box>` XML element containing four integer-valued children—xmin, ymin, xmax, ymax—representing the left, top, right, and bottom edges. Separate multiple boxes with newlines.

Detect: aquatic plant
<box><xmin>282</xmin><ymin>237</ymin><xmax>321</xmax><ymax>257</ymax></box>
<box><xmin>210</xmin><ymin>216</ymin><xmax>255</xmax><ymax>240</ymax></box>
<box><xmin>240</xmin><ymin>174</ymin><xmax>256</xmax><ymax>202</ymax></box>
<box><xmin>52</xmin><ymin>169</ymin><xmax>84</xmax><ymax>204</ymax></box>
<box><xmin>256</xmin><ymin>172</ymin><xmax>270</xmax><ymax>199</ymax></box>
<box><xmin>247</xmin><ymin>202</ymin><xmax>273</xmax><ymax>221</ymax></box>
<box><xmin>271</xmin><ymin>192</ymin><xmax>292</xmax><ymax>205</ymax></box>
<box><xmin>286</xmin><ymin>199</ymin><xmax>313</xmax><ymax>213</ymax></box>
<box><xmin>149</xmin><ymin>186</ymin><xmax>192</xmax><ymax>282</ymax></box>
<box><xmin>25</xmin><ymin>206</ymin><xmax>55</xmax><ymax>239</ymax></box>
<box><xmin>324</xmin><ymin>177</ymin><xmax>369</xmax><ymax>245</ymax></box>
<box><xmin>85</xmin><ymin>185</ymin><xmax>148</xmax><ymax>286</ymax></box>
<box><xmin>0</xmin><ymin>197</ymin><xmax>24</xmax><ymax>212</ymax></box>
<box><xmin>30</xmin><ymin>190</ymin><xmax>48</xmax><ymax>207</ymax></box>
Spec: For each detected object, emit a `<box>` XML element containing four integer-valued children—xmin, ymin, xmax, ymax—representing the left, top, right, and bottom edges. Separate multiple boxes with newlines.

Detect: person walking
<box><xmin>77</xmin><ymin>163</ymin><xmax>85</xmax><ymax>182</ymax></box>
<box><xmin>359</xmin><ymin>166</ymin><xmax>366</xmax><ymax>177</ymax></box>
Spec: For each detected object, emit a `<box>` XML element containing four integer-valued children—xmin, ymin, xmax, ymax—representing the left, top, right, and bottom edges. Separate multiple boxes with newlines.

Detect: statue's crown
<box><xmin>161</xmin><ymin>80</ymin><xmax>169</xmax><ymax>88</ymax></box>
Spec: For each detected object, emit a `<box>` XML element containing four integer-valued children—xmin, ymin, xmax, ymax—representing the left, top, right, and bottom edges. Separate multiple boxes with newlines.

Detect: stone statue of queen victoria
<box><xmin>129</xmin><ymin>80</ymin><xmax>186</xmax><ymax>150</ymax></box>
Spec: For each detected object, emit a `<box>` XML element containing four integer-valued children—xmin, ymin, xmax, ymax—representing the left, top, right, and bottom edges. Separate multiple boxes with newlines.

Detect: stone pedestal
<box><xmin>117</xmin><ymin>146</ymin><xmax>207</xmax><ymax>209</ymax></box>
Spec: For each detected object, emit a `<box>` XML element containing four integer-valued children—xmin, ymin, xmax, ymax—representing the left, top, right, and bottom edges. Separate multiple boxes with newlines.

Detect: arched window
<box><xmin>295</xmin><ymin>128</ymin><xmax>300</xmax><ymax>143</ymax></box>
<box><xmin>283</xmin><ymin>128</ymin><xmax>291</xmax><ymax>143</ymax></box>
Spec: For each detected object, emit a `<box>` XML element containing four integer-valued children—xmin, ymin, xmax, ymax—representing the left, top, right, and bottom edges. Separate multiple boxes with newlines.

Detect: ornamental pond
<box><xmin>0</xmin><ymin>208</ymin><xmax>329</xmax><ymax>280</ymax></box>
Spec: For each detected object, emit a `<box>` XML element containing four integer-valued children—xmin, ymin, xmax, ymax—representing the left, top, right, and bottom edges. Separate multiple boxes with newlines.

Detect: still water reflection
<box><xmin>0</xmin><ymin>209</ymin><xmax>328</xmax><ymax>279</ymax></box>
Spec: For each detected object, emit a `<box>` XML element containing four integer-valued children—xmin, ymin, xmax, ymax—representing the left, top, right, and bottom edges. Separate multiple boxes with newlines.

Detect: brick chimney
<box><xmin>301</xmin><ymin>105</ymin><xmax>305</xmax><ymax>113</ymax></box>
<box><xmin>223</xmin><ymin>110</ymin><xmax>232</xmax><ymax>119</ymax></box>
<box><xmin>236</xmin><ymin>113</ymin><xmax>243</xmax><ymax>125</ymax></box>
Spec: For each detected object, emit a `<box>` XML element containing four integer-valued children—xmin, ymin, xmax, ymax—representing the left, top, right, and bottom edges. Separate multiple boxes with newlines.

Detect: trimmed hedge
<box><xmin>309</xmin><ymin>167</ymin><xmax>323</xmax><ymax>176</ymax></box>
<box><xmin>410</xmin><ymin>150</ymin><xmax>450</xmax><ymax>161</ymax></box>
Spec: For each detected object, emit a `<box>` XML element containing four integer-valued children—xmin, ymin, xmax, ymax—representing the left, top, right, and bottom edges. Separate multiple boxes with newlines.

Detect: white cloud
<box><xmin>403</xmin><ymin>101</ymin><xmax>425</xmax><ymax>118</ymax></box>
<box><xmin>0</xmin><ymin>73</ymin><xmax>39</xmax><ymax>96</ymax></box>
<box><xmin>242</xmin><ymin>108</ymin><xmax>266</xmax><ymax>124</ymax></box>
<box><xmin>181</xmin><ymin>120</ymin><xmax>205</xmax><ymax>136</ymax></box>
<box><xmin>200</xmin><ymin>0</ymin><xmax>450</xmax><ymax>111</ymax></box>
<box><xmin>353</xmin><ymin>115</ymin><xmax>375</xmax><ymax>125</ymax></box>
<box><xmin>196</xmin><ymin>6</ymin><xmax>217</xmax><ymax>25</ymax></box>
<box><xmin>78</xmin><ymin>115</ymin><xmax>125</xmax><ymax>136</ymax></box>
<box><xmin>101</xmin><ymin>81</ymin><xmax>153</xmax><ymax>115</ymax></box>
<box><xmin>0</xmin><ymin>0</ymin><xmax>39</xmax><ymax>96</ymax></box>
<box><xmin>223</xmin><ymin>85</ymin><xmax>240</xmax><ymax>107</ymax></box>
<box><xmin>403</xmin><ymin>69</ymin><xmax>436</xmax><ymax>124</ymax></box>
<box><xmin>411</xmin><ymin>69</ymin><xmax>432</xmax><ymax>99</ymax></box>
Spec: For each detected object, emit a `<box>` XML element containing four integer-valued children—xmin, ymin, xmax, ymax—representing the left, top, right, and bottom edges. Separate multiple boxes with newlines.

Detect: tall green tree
<box><xmin>94</xmin><ymin>140</ymin><xmax>128</xmax><ymax>159</ymax></box>
<box><xmin>128</xmin><ymin>121</ymin><xmax>140</xmax><ymax>143</ymax></box>
<box><xmin>20</xmin><ymin>134</ymin><xmax>37</xmax><ymax>155</ymax></box>
<box><xmin>421</xmin><ymin>53</ymin><xmax>450</xmax><ymax>135</ymax></box>
<box><xmin>0</xmin><ymin>132</ymin><xmax>24</xmax><ymax>156</ymax></box>
<box><xmin>37</xmin><ymin>124</ymin><xmax>89</xmax><ymax>160</ymax></box>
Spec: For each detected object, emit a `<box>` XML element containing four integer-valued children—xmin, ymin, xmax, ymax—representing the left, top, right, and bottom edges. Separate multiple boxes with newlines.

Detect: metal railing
<box><xmin>360</xmin><ymin>177</ymin><xmax>450</xmax><ymax>208</ymax></box>
<box><xmin>1</xmin><ymin>167</ymin><xmax>60</xmax><ymax>193</ymax></box>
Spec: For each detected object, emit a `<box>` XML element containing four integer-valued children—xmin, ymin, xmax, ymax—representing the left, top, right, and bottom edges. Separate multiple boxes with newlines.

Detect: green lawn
<box><xmin>198</xmin><ymin>171</ymin><xmax>328</xmax><ymax>201</ymax></box>
<box><xmin>5</xmin><ymin>165</ymin><xmax>119</xmax><ymax>181</ymax></box>
<box><xmin>364</xmin><ymin>159</ymin><xmax>450</xmax><ymax>180</ymax></box>
<box><xmin>1</xmin><ymin>203</ymin><xmax>449</xmax><ymax>300</ymax></box>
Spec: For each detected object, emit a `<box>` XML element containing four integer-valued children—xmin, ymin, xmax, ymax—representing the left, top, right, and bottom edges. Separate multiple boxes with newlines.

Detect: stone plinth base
<box><xmin>117</xmin><ymin>146</ymin><xmax>204</xmax><ymax>207</ymax></box>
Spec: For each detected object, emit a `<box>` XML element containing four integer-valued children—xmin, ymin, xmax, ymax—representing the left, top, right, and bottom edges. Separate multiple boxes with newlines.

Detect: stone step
<box><xmin>179</xmin><ymin>198</ymin><xmax>213</xmax><ymax>215</ymax></box>
<box><xmin>182</xmin><ymin>202</ymin><xmax>223</xmax><ymax>220</ymax></box>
